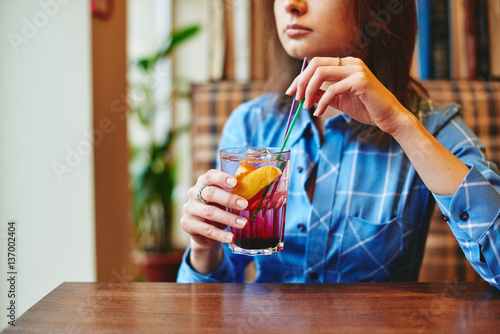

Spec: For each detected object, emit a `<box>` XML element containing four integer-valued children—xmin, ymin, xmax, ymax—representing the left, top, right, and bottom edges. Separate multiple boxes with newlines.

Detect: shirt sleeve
<box><xmin>432</xmin><ymin>111</ymin><xmax>500</xmax><ymax>289</ymax></box>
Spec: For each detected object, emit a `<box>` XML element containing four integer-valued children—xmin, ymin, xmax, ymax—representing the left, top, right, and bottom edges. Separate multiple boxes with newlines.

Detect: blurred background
<box><xmin>0</xmin><ymin>0</ymin><xmax>270</xmax><ymax>327</ymax></box>
<box><xmin>0</xmin><ymin>0</ymin><xmax>207</xmax><ymax>328</ymax></box>
<box><xmin>1</xmin><ymin>0</ymin><xmax>499</xmax><ymax>330</ymax></box>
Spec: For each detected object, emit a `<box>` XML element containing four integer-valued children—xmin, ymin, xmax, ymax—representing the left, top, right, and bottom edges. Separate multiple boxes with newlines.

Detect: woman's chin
<box><xmin>283</xmin><ymin>48</ymin><xmax>313</xmax><ymax>61</ymax></box>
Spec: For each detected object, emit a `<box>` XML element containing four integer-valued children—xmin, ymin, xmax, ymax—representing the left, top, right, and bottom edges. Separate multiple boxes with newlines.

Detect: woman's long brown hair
<box><xmin>261</xmin><ymin>0</ymin><xmax>426</xmax><ymax>147</ymax></box>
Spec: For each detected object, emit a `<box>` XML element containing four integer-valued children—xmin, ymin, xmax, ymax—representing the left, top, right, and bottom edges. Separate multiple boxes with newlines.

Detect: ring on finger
<box><xmin>336</xmin><ymin>57</ymin><xmax>342</xmax><ymax>66</ymax></box>
<box><xmin>197</xmin><ymin>184</ymin><xmax>210</xmax><ymax>204</ymax></box>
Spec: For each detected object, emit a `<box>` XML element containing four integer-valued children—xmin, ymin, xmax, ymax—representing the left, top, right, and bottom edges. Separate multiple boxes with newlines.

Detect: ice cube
<box><xmin>275</xmin><ymin>196</ymin><xmax>285</xmax><ymax>209</ymax></box>
<box><xmin>250</xmin><ymin>148</ymin><xmax>272</xmax><ymax>161</ymax></box>
<box><xmin>249</xmin><ymin>148</ymin><xmax>271</xmax><ymax>154</ymax></box>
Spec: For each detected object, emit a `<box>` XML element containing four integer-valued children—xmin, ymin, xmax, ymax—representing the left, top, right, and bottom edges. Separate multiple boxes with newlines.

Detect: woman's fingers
<box><xmin>285</xmin><ymin>57</ymin><xmax>362</xmax><ymax>109</ymax></box>
<box><xmin>194</xmin><ymin>184</ymin><xmax>248</xmax><ymax>211</ymax></box>
<box><xmin>286</xmin><ymin>57</ymin><xmax>338</xmax><ymax>97</ymax></box>
<box><xmin>197</xmin><ymin>169</ymin><xmax>237</xmax><ymax>190</ymax></box>
<box><xmin>180</xmin><ymin>168</ymin><xmax>251</xmax><ymax>246</ymax></box>
<box><xmin>314</xmin><ymin>77</ymin><xmax>355</xmax><ymax>117</ymax></box>
<box><xmin>184</xmin><ymin>199</ymin><xmax>247</xmax><ymax>230</ymax></box>
<box><xmin>189</xmin><ymin>184</ymin><xmax>248</xmax><ymax>215</ymax></box>
<box><xmin>192</xmin><ymin>169</ymin><xmax>248</xmax><ymax>210</ymax></box>
<box><xmin>303</xmin><ymin>65</ymin><xmax>357</xmax><ymax>109</ymax></box>
<box><xmin>183</xmin><ymin>217</ymin><xmax>236</xmax><ymax>244</ymax></box>
<box><xmin>285</xmin><ymin>76</ymin><xmax>299</xmax><ymax>95</ymax></box>
<box><xmin>180</xmin><ymin>199</ymin><xmax>245</xmax><ymax>244</ymax></box>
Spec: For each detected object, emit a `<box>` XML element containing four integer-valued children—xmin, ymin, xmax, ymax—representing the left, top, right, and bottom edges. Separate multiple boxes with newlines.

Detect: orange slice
<box><xmin>231</xmin><ymin>165</ymin><xmax>281</xmax><ymax>200</ymax></box>
<box><xmin>234</xmin><ymin>163</ymin><xmax>257</xmax><ymax>178</ymax></box>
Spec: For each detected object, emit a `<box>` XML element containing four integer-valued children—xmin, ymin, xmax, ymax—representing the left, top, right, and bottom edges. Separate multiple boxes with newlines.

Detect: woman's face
<box><xmin>273</xmin><ymin>0</ymin><xmax>357</xmax><ymax>59</ymax></box>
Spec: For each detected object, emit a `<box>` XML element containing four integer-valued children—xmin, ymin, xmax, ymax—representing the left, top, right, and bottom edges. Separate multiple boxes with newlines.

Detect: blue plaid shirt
<box><xmin>178</xmin><ymin>94</ymin><xmax>500</xmax><ymax>288</ymax></box>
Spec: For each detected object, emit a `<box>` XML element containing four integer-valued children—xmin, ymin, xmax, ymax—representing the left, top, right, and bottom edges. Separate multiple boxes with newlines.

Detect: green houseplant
<box><xmin>129</xmin><ymin>24</ymin><xmax>200</xmax><ymax>281</ymax></box>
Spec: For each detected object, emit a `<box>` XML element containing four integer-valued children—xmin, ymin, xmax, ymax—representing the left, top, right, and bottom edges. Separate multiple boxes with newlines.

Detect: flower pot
<box><xmin>143</xmin><ymin>250</ymin><xmax>184</xmax><ymax>282</ymax></box>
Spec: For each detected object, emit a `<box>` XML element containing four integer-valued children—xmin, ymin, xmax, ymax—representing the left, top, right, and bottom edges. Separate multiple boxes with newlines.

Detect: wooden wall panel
<box><xmin>92</xmin><ymin>2</ymin><xmax>134</xmax><ymax>283</ymax></box>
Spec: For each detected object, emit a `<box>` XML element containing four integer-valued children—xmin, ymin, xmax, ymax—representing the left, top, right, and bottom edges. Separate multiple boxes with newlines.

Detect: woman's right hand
<box><xmin>180</xmin><ymin>169</ymin><xmax>248</xmax><ymax>273</ymax></box>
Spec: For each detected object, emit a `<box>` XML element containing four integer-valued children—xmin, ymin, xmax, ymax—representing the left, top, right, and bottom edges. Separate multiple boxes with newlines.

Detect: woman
<box><xmin>178</xmin><ymin>0</ymin><xmax>500</xmax><ymax>286</ymax></box>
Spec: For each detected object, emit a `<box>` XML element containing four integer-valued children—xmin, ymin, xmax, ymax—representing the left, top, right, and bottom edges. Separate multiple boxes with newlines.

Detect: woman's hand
<box><xmin>180</xmin><ymin>169</ymin><xmax>248</xmax><ymax>274</ymax></box>
<box><xmin>285</xmin><ymin>56</ymin><xmax>410</xmax><ymax>136</ymax></box>
<box><xmin>286</xmin><ymin>56</ymin><xmax>469</xmax><ymax>196</ymax></box>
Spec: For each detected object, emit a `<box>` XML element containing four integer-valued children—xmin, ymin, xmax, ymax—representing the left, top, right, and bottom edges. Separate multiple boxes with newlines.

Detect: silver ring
<box><xmin>197</xmin><ymin>185</ymin><xmax>209</xmax><ymax>204</ymax></box>
<box><xmin>336</xmin><ymin>57</ymin><xmax>342</xmax><ymax>66</ymax></box>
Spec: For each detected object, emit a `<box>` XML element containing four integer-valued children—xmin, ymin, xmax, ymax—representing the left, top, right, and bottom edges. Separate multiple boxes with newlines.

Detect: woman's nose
<box><xmin>282</xmin><ymin>0</ymin><xmax>307</xmax><ymax>15</ymax></box>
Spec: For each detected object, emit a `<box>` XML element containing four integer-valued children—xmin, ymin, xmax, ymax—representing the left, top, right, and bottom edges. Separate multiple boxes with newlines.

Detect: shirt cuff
<box><xmin>176</xmin><ymin>246</ymin><xmax>235</xmax><ymax>283</ymax></box>
<box><xmin>434</xmin><ymin>164</ymin><xmax>500</xmax><ymax>241</ymax></box>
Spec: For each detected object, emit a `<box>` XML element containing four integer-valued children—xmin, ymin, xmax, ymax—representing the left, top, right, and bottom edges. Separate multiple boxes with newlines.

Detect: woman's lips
<box><xmin>285</xmin><ymin>24</ymin><xmax>312</xmax><ymax>37</ymax></box>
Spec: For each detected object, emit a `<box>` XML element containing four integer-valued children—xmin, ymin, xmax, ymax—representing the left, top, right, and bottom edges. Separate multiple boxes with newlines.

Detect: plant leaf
<box><xmin>134</xmin><ymin>24</ymin><xmax>201</xmax><ymax>71</ymax></box>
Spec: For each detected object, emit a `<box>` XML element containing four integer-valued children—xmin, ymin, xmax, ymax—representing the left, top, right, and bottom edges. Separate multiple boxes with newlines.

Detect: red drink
<box><xmin>228</xmin><ymin>190</ymin><xmax>287</xmax><ymax>254</ymax></box>
<box><xmin>220</xmin><ymin>147</ymin><xmax>290</xmax><ymax>256</ymax></box>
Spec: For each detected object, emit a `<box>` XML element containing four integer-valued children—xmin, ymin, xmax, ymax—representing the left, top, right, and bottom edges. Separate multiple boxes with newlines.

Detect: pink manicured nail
<box><xmin>237</xmin><ymin>199</ymin><xmax>247</xmax><ymax>209</ymax></box>
<box><xmin>227</xmin><ymin>177</ymin><xmax>236</xmax><ymax>187</ymax></box>
<box><xmin>236</xmin><ymin>218</ymin><xmax>246</xmax><ymax>228</ymax></box>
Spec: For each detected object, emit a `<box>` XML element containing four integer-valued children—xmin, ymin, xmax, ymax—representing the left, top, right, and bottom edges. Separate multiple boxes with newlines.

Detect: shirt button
<box><xmin>309</xmin><ymin>272</ymin><xmax>319</xmax><ymax>280</ymax></box>
<box><xmin>297</xmin><ymin>224</ymin><xmax>306</xmax><ymax>232</ymax></box>
<box><xmin>459</xmin><ymin>211</ymin><xmax>469</xmax><ymax>221</ymax></box>
<box><xmin>297</xmin><ymin>166</ymin><xmax>304</xmax><ymax>173</ymax></box>
<box><xmin>442</xmin><ymin>214</ymin><xmax>449</xmax><ymax>222</ymax></box>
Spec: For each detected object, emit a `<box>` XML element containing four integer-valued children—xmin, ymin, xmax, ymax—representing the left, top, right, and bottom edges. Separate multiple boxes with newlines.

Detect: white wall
<box><xmin>0</xmin><ymin>0</ymin><xmax>95</xmax><ymax>329</ymax></box>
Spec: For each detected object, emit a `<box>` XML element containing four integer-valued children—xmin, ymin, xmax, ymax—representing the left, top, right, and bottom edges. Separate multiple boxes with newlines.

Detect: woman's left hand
<box><xmin>285</xmin><ymin>56</ymin><xmax>409</xmax><ymax>135</ymax></box>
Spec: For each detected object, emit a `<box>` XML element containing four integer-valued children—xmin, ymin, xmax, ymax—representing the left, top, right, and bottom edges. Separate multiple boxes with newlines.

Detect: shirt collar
<box><xmin>285</xmin><ymin>108</ymin><xmax>352</xmax><ymax>148</ymax></box>
<box><xmin>285</xmin><ymin>107</ymin><xmax>314</xmax><ymax>149</ymax></box>
<box><xmin>287</xmin><ymin>109</ymin><xmax>352</xmax><ymax>141</ymax></box>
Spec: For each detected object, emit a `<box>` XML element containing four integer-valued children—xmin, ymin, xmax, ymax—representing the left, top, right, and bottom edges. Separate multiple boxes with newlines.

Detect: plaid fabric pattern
<box><xmin>191</xmin><ymin>81</ymin><xmax>266</xmax><ymax>183</ymax></box>
<box><xmin>422</xmin><ymin>80</ymin><xmax>500</xmax><ymax>165</ymax></box>
<box><xmin>187</xmin><ymin>80</ymin><xmax>500</xmax><ymax>283</ymax></box>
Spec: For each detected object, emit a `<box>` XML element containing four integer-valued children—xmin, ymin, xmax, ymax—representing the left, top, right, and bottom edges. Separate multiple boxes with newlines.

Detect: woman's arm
<box><xmin>386</xmin><ymin>104</ymin><xmax>470</xmax><ymax>195</ymax></box>
<box><xmin>287</xmin><ymin>56</ymin><xmax>500</xmax><ymax>288</ymax></box>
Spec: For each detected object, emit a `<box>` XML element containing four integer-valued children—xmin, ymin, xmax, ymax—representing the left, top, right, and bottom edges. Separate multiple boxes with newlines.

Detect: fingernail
<box><xmin>237</xmin><ymin>199</ymin><xmax>247</xmax><ymax>209</ymax></box>
<box><xmin>225</xmin><ymin>234</ymin><xmax>233</xmax><ymax>242</ymax></box>
<box><xmin>236</xmin><ymin>217</ymin><xmax>246</xmax><ymax>228</ymax></box>
<box><xmin>285</xmin><ymin>87</ymin><xmax>292</xmax><ymax>95</ymax></box>
<box><xmin>227</xmin><ymin>177</ymin><xmax>236</xmax><ymax>187</ymax></box>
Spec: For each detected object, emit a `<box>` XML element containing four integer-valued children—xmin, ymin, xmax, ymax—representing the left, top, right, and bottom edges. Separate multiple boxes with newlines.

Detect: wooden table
<box><xmin>3</xmin><ymin>282</ymin><xmax>500</xmax><ymax>333</ymax></box>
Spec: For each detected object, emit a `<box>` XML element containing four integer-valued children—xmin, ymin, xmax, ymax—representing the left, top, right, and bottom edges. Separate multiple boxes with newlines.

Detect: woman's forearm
<box><xmin>390</xmin><ymin>106</ymin><xmax>470</xmax><ymax>196</ymax></box>
<box><xmin>189</xmin><ymin>240</ymin><xmax>224</xmax><ymax>275</ymax></box>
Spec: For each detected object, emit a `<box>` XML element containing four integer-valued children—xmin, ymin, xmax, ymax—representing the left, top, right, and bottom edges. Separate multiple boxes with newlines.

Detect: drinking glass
<box><xmin>219</xmin><ymin>147</ymin><xmax>290</xmax><ymax>255</ymax></box>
